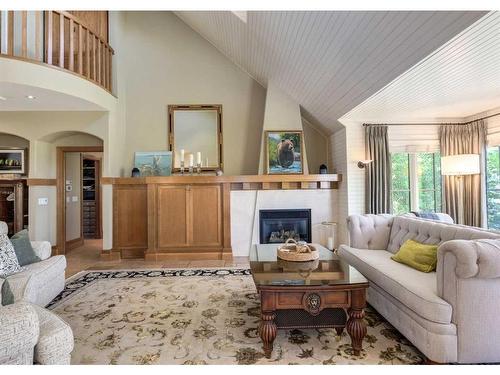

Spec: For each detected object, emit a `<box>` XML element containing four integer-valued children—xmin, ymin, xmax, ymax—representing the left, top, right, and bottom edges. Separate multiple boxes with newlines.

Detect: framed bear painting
<box><xmin>265</xmin><ymin>130</ymin><xmax>304</xmax><ymax>175</ymax></box>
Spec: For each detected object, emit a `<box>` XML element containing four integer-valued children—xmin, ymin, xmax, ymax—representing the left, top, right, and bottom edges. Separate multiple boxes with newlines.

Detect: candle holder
<box><xmin>180</xmin><ymin>161</ymin><xmax>185</xmax><ymax>175</ymax></box>
<box><xmin>188</xmin><ymin>165</ymin><xmax>194</xmax><ymax>175</ymax></box>
<box><xmin>196</xmin><ymin>162</ymin><xmax>202</xmax><ymax>174</ymax></box>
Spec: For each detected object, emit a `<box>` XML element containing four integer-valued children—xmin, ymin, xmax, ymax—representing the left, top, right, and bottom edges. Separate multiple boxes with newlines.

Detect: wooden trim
<box><xmin>65</xmin><ymin>236</ymin><xmax>84</xmax><ymax>250</ymax></box>
<box><xmin>26</xmin><ymin>178</ymin><xmax>57</xmax><ymax>186</ymax></box>
<box><xmin>101</xmin><ymin>174</ymin><xmax>342</xmax><ymax>185</ymax></box>
<box><xmin>56</xmin><ymin>146</ymin><xmax>103</xmax><ymax>255</ymax></box>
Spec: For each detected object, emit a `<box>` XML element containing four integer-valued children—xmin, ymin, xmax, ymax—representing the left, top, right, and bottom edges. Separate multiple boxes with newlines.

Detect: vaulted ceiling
<box><xmin>176</xmin><ymin>11</ymin><xmax>487</xmax><ymax>133</ymax></box>
<box><xmin>341</xmin><ymin>11</ymin><xmax>500</xmax><ymax>123</ymax></box>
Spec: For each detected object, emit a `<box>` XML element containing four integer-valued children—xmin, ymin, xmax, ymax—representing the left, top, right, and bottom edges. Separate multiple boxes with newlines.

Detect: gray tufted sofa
<box><xmin>338</xmin><ymin>214</ymin><xmax>500</xmax><ymax>364</ymax></box>
<box><xmin>1</xmin><ymin>221</ymin><xmax>66</xmax><ymax>306</ymax></box>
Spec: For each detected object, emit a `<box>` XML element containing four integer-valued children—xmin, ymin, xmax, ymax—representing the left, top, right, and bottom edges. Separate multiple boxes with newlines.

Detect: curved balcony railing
<box><xmin>0</xmin><ymin>11</ymin><xmax>114</xmax><ymax>93</ymax></box>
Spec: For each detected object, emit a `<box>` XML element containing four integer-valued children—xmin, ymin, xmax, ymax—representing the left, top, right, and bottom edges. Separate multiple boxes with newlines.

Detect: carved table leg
<box><xmin>259</xmin><ymin>311</ymin><xmax>277</xmax><ymax>359</ymax></box>
<box><xmin>346</xmin><ymin>289</ymin><xmax>367</xmax><ymax>356</ymax></box>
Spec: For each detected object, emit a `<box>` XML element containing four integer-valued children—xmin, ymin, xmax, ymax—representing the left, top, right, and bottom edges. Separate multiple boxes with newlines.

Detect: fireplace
<box><xmin>259</xmin><ymin>209</ymin><xmax>311</xmax><ymax>244</ymax></box>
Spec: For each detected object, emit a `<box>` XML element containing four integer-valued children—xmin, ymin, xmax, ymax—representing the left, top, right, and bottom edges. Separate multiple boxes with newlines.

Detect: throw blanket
<box><xmin>411</xmin><ymin>211</ymin><xmax>440</xmax><ymax>221</ymax></box>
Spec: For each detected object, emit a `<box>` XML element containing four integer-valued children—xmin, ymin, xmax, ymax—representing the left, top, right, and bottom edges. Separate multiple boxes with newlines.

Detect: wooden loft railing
<box><xmin>0</xmin><ymin>11</ymin><xmax>114</xmax><ymax>94</ymax></box>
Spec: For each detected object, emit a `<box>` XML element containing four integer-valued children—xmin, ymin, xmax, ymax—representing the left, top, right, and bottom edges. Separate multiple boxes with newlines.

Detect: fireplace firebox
<box><xmin>259</xmin><ymin>209</ymin><xmax>311</xmax><ymax>244</ymax></box>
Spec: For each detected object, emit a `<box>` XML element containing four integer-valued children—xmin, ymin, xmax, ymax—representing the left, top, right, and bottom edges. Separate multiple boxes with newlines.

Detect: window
<box><xmin>391</xmin><ymin>152</ymin><xmax>442</xmax><ymax>214</ymax></box>
<box><xmin>486</xmin><ymin>146</ymin><xmax>500</xmax><ymax>230</ymax></box>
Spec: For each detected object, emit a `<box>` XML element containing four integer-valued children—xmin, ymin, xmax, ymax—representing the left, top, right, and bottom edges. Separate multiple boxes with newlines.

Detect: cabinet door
<box><xmin>157</xmin><ymin>186</ymin><xmax>188</xmax><ymax>248</ymax></box>
<box><xmin>190</xmin><ymin>185</ymin><xmax>222</xmax><ymax>246</ymax></box>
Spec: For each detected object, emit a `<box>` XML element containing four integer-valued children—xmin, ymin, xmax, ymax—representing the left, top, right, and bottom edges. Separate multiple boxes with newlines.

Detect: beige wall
<box><xmin>120</xmin><ymin>11</ymin><xmax>267</xmax><ymax>176</ymax></box>
<box><xmin>65</xmin><ymin>153</ymin><xmax>81</xmax><ymax>242</ymax></box>
<box><xmin>303</xmin><ymin>119</ymin><xmax>328</xmax><ymax>174</ymax></box>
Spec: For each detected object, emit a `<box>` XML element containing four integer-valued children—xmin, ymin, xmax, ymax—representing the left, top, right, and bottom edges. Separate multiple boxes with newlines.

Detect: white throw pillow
<box><xmin>0</xmin><ymin>233</ymin><xmax>23</xmax><ymax>277</ymax></box>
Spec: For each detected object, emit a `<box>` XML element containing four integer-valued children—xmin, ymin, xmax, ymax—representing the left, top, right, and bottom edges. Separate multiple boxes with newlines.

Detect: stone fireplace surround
<box><xmin>230</xmin><ymin>189</ymin><xmax>337</xmax><ymax>256</ymax></box>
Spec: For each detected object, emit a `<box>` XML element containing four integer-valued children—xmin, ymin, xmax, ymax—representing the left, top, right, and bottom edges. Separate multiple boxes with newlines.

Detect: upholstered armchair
<box><xmin>0</xmin><ymin>302</ymin><xmax>74</xmax><ymax>365</ymax></box>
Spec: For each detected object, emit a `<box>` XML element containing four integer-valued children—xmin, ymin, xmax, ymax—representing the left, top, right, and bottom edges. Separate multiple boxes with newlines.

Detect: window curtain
<box><xmin>439</xmin><ymin>120</ymin><xmax>487</xmax><ymax>227</ymax></box>
<box><xmin>365</xmin><ymin>125</ymin><xmax>391</xmax><ymax>214</ymax></box>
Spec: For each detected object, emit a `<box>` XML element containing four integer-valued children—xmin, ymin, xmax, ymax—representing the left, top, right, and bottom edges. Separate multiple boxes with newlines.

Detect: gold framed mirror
<box><xmin>168</xmin><ymin>105</ymin><xmax>223</xmax><ymax>172</ymax></box>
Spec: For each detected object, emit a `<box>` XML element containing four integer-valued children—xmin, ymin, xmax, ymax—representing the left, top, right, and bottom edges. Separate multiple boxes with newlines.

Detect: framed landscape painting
<box><xmin>265</xmin><ymin>131</ymin><xmax>304</xmax><ymax>175</ymax></box>
<box><xmin>134</xmin><ymin>151</ymin><xmax>173</xmax><ymax>177</ymax></box>
<box><xmin>0</xmin><ymin>149</ymin><xmax>25</xmax><ymax>174</ymax></box>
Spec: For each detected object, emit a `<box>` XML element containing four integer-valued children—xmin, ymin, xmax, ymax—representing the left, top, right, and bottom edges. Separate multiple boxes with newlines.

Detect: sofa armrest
<box><xmin>436</xmin><ymin>239</ymin><xmax>500</xmax><ymax>363</ymax></box>
<box><xmin>346</xmin><ymin>214</ymin><xmax>394</xmax><ymax>250</ymax></box>
<box><xmin>0</xmin><ymin>302</ymin><xmax>39</xmax><ymax>364</ymax></box>
<box><xmin>437</xmin><ymin>239</ymin><xmax>500</xmax><ymax>280</ymax></box>
<box><xmin>31</xmin><ymin>241</ymin><xmax>52</xmax><ymax>261</ymax></box>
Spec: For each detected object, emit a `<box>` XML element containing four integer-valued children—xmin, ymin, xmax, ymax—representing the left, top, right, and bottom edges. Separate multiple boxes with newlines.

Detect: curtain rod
<box><xmin>363</xmin><ymin>112</ymin><xmax>500</xmax><ymax>126</ymax></box>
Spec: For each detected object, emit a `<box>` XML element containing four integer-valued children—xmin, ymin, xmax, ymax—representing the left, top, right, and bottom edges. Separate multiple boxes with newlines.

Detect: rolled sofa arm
<box><xmin>437</xmin><ymin>239</ymin><xmax>500</xmax><ymax>279</ymax></box>
<box><xmin>346</xmin><ymin>214</ymin><xmax>394</xmax><ymax>250</ymax></box>
<box><xmin>31</xmin><ymin>241</ymin><xmax>52</xmax><ymax>261</ymax></box>
<box><xmin>0</xmin><ymin>302</ymin><xmax>39</xmax><ymax>364</ymax></box>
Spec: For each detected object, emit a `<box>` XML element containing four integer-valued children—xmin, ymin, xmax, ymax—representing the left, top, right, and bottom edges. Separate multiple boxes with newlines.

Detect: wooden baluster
<box><xmin>92</xmin><ymin>35</ymin><xmax>96</xmax><ymax>81</ymax></box>
<box><xmin>59</xmin><ymin>12</ymin><xmax>64</xmax><ymax>68</ymax></box>
<box><xmin>35</xmin><ymin>11</ymin><xmax>42</xmax><ymax>61</ymax></box>
<box><xmin>46</xmin><ymin>11</ymin><xmax>53</xmax><ymax>64</ymax></box>
<box><xmin>69</xmin><ymin>18</ymin><xmax>74</xmax><ymax>71</ymax></box>
<box><xmin>97</xmin><ymin>39</ymin><xmax>101</xmax><ymax>84</ymax></box>
<box><xmin>86</xmin><ymin>28</ymin><xmax>90</xmax><ymax>79</ymax></box>
<box><xmin>109</xmin><ymin>49</ymin><xmax>112</xmax><ymax>91</ymax></box>
<box><xmin>78</xmin><ymin>24</ymin><xmax>83</xmax><ymax>75</ymax></box>
<box><xmin>21</xmin><ymin>11</ymin><xmax>28</xmax><ymax>57</ymax></box>
<box><xmin>102</xmin><ymin>45</ymin><xmax>107</xmax><ymax>88</ymax></box>
<box><xmin>7</xmin><ymin>11</ymin><xmax>14</xmax><ymax>56</ymax></box>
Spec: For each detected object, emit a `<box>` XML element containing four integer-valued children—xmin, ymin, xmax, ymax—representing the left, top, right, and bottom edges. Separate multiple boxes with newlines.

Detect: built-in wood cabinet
<box><xmin>157</xmin><ymin>185</ymin><xmax>222</xmax><ymax>249</ymax></box>
<box><xmin>113</xmin><ymin>181</ymin><xmax>229</xmax><ymax>260</ymax></box>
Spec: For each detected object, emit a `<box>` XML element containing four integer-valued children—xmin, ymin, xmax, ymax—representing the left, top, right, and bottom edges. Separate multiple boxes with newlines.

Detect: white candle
<box><xmin>188</xmin><ymin>154</ymin><xmax>194</xmax><ymax>167</ymax></box>
<box><xmin>205</xmin><ymin>157</ymin><xmax>209</xmax><ymax>167</ymax></box>
<box><xmin>180</xmin><ymin>149</ymin><xmax>185</xmax><ymax>163</ymax></box>
<box><xmin>327</xmin><ymin>237</ymin><xmax>334</xmax><ymax>251</ymax></box>
<box><xmin>196</xmin><ymin>152</ymin><xmax>201</xmax><ymax>165</ymax></box>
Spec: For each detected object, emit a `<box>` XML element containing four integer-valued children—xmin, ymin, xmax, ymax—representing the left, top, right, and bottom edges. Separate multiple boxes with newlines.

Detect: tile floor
<box><xmin>65</xmin><ymin>239</ymin><xmax>250</xmax><ymax>277</ymax></box>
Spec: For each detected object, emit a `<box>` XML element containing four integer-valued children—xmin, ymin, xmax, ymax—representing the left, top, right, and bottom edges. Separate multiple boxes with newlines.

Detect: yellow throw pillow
<box><xmin>391</xmin><ymin>239</ymin><xmax>438</xmax><ymax>273</ymax></box>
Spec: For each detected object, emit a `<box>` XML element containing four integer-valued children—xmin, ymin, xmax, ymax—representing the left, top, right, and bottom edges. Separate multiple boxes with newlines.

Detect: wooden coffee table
<box><xmin>250</xmin><ymin>244</ymin><xmax>369</xmax><ymax>358</ymax></box>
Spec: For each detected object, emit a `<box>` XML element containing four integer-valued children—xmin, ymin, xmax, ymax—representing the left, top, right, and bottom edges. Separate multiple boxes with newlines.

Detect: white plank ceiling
<box><xmin>175</xmin><ymin>11</ymin><xmax>486</xmax><ymax>132</ymax></box>
<box><xmin>341</xmin><ymin>11</ymin><xmax>500</xmax><ymax>123</ymax></box>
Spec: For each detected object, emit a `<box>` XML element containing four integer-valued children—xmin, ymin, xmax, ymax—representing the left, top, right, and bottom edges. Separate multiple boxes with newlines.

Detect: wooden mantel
<box><xmin>102</xmin><ymin>173</ymin><xmax>342</xmax><ymax>191</ymax></box>
<box><xmin>106</xmin><ymin>174</ymin><xmax>341</xmax><ymax>261</ymax></box>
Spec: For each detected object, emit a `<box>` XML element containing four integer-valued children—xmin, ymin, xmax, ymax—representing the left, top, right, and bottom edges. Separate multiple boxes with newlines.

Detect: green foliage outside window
<box><xmin>391</xmin><ymin>152</ymin><xmax>441</xmax><ymax>215</ymax></box>
<box><xmin>486</xmin><ymin>147</ymin><xmax>500</xmax><ymax>230</ymax></box>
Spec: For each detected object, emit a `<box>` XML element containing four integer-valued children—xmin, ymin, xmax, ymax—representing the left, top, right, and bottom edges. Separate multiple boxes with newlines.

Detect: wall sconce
<box><xmin>357</xmin><ymin>160</ymin><xmax>373</xmax><ymax>169</ymax></box>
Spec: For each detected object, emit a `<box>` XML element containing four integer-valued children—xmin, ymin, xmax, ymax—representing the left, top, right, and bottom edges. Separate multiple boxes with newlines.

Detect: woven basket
<box><xmin>277</xmin><ymin>239</ymin><xmax>319</xmax><ymax>262</ymax></box>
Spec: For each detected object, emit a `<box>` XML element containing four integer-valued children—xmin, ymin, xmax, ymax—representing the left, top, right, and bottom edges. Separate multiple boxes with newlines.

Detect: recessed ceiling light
<box><xmin>0</xmin><ymin>96</ymin><xmax>7</xmax><ymax>101</ymax></box>
<box><xmin>26</xmin><ymin>95</ymin><xmax>36</xmax><ymax>100</ymax></box>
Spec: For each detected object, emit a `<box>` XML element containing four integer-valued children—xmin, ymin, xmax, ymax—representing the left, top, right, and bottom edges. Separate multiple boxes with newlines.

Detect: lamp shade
<box><xmin>441</xmin><ymin>154</ymin><xmax>480</xmax><ymax>176</ymax></box>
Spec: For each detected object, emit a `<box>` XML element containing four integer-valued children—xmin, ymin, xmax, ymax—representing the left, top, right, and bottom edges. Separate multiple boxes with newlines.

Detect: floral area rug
<box><xmin>48</xmin><ymin>269</ymin><xmax>425</xmax><ymax>365</ymax></box>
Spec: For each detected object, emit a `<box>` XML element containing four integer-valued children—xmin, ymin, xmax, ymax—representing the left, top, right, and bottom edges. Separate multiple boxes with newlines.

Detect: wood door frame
<box><xmin>56</xmin><ymin>146</ymin><xmax>103</xmax><ymax>255</ymax></box>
